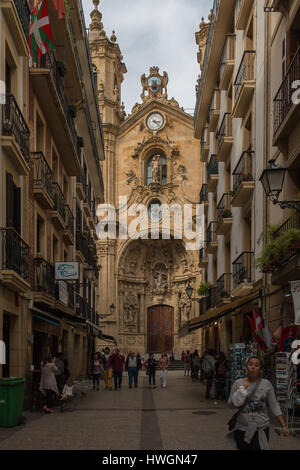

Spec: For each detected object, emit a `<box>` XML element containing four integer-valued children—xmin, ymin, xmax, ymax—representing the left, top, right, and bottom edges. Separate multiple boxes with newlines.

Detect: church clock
<box><xmin>146</xmin><ymin>112</ymin><xmax>164</xmax><ymax>131</ymax></box>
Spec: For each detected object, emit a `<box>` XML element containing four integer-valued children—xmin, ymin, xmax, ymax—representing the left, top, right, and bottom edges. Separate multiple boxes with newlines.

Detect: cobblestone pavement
<box><xmin>0</xmin><ymin>371</ymin><xmax>299</xmax><ymax>450</ymax></box>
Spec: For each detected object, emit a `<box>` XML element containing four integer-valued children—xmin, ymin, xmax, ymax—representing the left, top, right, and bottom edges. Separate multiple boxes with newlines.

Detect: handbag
<box><xmin>227</xmin><ymin>379</ymin><xmax>262</xmax><ymax>432</ymax></box>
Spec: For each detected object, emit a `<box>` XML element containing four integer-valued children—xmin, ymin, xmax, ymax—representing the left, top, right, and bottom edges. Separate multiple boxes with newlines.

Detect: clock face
<box><xmin>147</xmin><ymin>112</ymin><xmax>164</xmax><ymax>131</ymax></box>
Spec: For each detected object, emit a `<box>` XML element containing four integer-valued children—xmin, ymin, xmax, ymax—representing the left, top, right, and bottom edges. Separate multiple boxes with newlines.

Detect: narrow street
<box><xmin>0</xmin><ymin>371</ymin><xmax>299</xmax><ymax>451</ymax></box>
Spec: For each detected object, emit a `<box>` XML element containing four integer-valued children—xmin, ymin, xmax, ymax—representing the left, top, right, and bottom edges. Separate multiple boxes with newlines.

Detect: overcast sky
<box><xmin>82</xmin><ymin>0</ymin><xmax>211</xmax><ymax>116</ymax></box>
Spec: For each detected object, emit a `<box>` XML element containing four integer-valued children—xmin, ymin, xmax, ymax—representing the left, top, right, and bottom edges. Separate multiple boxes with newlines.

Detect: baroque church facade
<box><xmin>89</xmin><ymin>0</ymin><xmax>203</xmax><ymax>355</ymax></box>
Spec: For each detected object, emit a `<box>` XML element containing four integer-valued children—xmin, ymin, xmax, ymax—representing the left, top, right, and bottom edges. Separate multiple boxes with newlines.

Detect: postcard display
<box><xmin>275</xmin><ymin>352</ymin><xmax>300</xmax><ymax>435</ymax></box>
<box><xmin>228</xmin><ymin>343</ymin><xmax>258</xmax><ymax>384</ymax></box>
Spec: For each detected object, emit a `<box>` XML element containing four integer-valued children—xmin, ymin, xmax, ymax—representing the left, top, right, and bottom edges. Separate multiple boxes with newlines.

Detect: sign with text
<box><xmin>55</xmin><ymin>262</ymin><xmax>79</xmax><ymax>280</ymax></box>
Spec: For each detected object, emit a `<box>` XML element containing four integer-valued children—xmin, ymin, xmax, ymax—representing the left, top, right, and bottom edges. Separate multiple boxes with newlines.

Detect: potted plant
<box><xmin>3</xmin><ymin>119</ymin><xmax>12</xmax><ymax>135</ymax></box>
<box><xmin>88</xmin><ymin>244</ymin><xmax>94</xmax><ymax>251</ymax></box>
<box><xmin>197</xmin><ymin>282</ymin><xmax>213</xmax><ymax>297</ymax></box>
<box><xmin>229</xmin><ymin>189</ymin><xmax>236</xmax><ymax>197</ymax></box>
<box><xmin>241</xmin><ymin>172</ymin><xmax>253</xmax><ymax>181</ymax></box>
<box><xmin>77</xmin><ymin>136</ymin><xmax>84</xmax><ymax>148</ymax></box>
<box><xmin>57</xmin><ymin>61</ymin><xmax>68</xmax><ymax>77</ymax></box>
<box><xmin>221</xmin><ymin>209</ymin><xmax>232</xmax><ymax>219</ymax></box>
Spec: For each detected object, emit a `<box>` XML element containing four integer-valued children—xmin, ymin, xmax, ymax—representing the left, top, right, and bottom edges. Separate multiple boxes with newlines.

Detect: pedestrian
<box><xmin>201</xmin><ymin>349</ymin><xmax>216</xmax><ymax>400</ymax></box>
<box><xmin>89</xmin><ymin>353</ymin><xmax>103</xmax><ymax>391</ymax></box>
<box><xmin>227</xmin><ymin>356</ymin><xmax>290</xmax><ymax>450</ymax></box>
<box><xmin>125</xmin><ymin>351</ymin><xmax>141</xmax><ymax>388</ymax></box>
<box><xmin>142</xmin><ymin>358</ymin><xmax>146</xmax><ymax>371</ymax></box>
<box><xmin>39</xmin><ymin>354</ymin><xmax>59</xmax><ymax>413</ymax></box>
<box><xmin>200</xmin><ymin>351</ymin><xmax>207</xmax><ymax>382</ymax></box>
<box><xmin>181</xmin><ymin>350</ymin><xmax>185</xmax><ymax>362</ymax></box>
<box><xmin>63</xmin><ymin>358</ymin><xmax>70</xmax><ymax>383</ymax></box>
<box><xmin>192</xmin><ymin>351</ymin><xmax>201</xmax><ymax>381</ymax></box>
<box><xmin>147</xmin><ymin>353</ymin><xmax>158</xmax><ymax>389</ymax></box>
<box><xmin>159</xmin><ymin>352</ymin><xmax>169</xmax><ymax>388</ymax></box>
<box><xmin>102</xmin><ymin>347</ymin><xmax>113</xmax><ymax>391</ymax></box>
<box><xmin>184</xmin><ymin>350</ymin><xmax>191</xmax><ymax>376</ymax></box>
<box><xmin>215</xmin><ymin>352</ymin><xmax>227</xmax><ymax>400</ymax></box>
<box><xmin>54</xmin><ymin>352</ymin><xmax>65</xmax><ymax>394</ymax></box>
<box><xmin>111</xmin><ymin>348</ymin><xmax>125</xmax><ymax>390</ymax></box>
<box><xmin>60</xmin><ymin>377</ymin><xmax>75</xmax><ymax>412</ymax></box>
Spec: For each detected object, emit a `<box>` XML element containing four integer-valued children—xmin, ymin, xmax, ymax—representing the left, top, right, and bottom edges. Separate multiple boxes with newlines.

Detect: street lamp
<box><xmin>185</xmin><ymin>283</ymin><xmax>202</xmax><ymax>303</ymax></box>
<box><xmin>78</xmin><ymin>264</ymin><xmax>98</xmax><ymax>287</ymax></box>
<box><xmin>99</xmin><ymin>303</ymin><xmax>115</xmax><ymax>320</ymax></box>
<box><xmin>259</xmin><ymin>160</ymin><xmax>300</xmax><ymax>213</ymax></box>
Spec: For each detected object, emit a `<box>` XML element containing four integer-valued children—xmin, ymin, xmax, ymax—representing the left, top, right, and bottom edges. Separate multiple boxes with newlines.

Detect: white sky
<box><xmin>82</xmin><ymin>0</ymin><xmax>211</xmax><ymax>116</ymax></box>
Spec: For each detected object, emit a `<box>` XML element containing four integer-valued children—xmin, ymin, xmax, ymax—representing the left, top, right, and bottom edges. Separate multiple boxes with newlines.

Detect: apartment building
<box><xmin>1</xmin><ymin>0</ymin><xmax>106</xmax><ymax>407</ymax></box>
<box><xmin>188</xmin><ymin>0</ymin><xmax>273</xmax><ymax>354</ymax></box>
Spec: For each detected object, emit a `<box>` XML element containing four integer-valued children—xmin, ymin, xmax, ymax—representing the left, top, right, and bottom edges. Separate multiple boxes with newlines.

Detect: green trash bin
<box><xmin>0</xmin><ymin>378</ymin><xmax>25</xmax><ymax>427</ymax></box>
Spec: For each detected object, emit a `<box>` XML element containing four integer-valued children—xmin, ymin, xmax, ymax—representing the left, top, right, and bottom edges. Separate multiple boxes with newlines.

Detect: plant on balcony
<box><xmin>88</xmin><ymin>244</ymin><xmax>94</xmax><ymax>250</ymax></box>
<box><xmin>241</xmin><ymin>172</ymin><xmax>253</xmax><ymax>181</ymax></box>
<box><xmin>82</xmin><ymin>230</ymin><xmax>88</xmax><ymax>239</ymax></box>
<box><xmin>256</xmin><ymin>225</ymin><xmax>300</xmax><ymax>272</ymax></box>
<box><xmin>2</xmin><ymin>119</ymin><xmax>12</xmax><ymax>135</ymax></box>
<box><xmin>57</xmin><ymin>61</ymin><xmax>68</xmax><ymax>77</ymax></box>
<box><xmin>229</xmin><ymin>189</ymin><xmax>236</xmax><ymax>197</ymax></box>
<box><xmin>197</xmin><ymin>282</ymin><xmax>213</xmax><ymax>297</ymax></box>
<box><xmin>77</xmin><ymin>136</ymin><xmax>84</xmax><ymax>148</ymax></box>
<box><xmin>220</xmin><ymin>209</ymin><xmax>232</xmax><ymax>219</ymax></box>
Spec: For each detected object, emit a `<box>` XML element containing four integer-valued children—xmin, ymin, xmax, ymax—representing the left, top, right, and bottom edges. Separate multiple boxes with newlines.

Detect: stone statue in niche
<box><xmin>179</xmin><ymin>290</ymin><xmax>192</xmax><ymax>323</ymax></box>
<box><xmin>124</xmin><ymin>292</ymin><xmax>138</xmax><ymax>324</ymax></box>
<box><xmin>151</xmin><ymin>155</ymin><xmax>160</xmax><ymax>183</ymax></box>
<box><xmin>153</xmin><ymin>263</ymin><xmax>168</xmax><ymax>295</ymax></box>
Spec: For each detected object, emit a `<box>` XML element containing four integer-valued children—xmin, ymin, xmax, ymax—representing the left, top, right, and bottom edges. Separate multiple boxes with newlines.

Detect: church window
<box><xmin>146</xmin><ymin>154</ymin><xmax>167</xmax><ymax>185</ymax></box>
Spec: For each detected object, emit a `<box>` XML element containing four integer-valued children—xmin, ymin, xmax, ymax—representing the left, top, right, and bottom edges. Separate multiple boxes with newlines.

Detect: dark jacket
<box><xmin>147</xmin><ymin>357</ymin><xmax>158</xmax><ymax>374</ymax></box>
<box><xmin>111</xmin><ymin>353</ymin><xmax>125</xmax><ymax>372</ymax></box>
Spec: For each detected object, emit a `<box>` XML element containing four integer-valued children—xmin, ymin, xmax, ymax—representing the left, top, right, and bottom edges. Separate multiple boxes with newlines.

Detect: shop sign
<box><xmin>290</xmin><ymin>280</ymin><xmax>300</xmax><ymax>325</ymax></box>
<box><xmin>55</xmin><ymin>262</ymin><xmax>79</xmax><ymax>280</ymax></box>
<box><xmin>58</xmin><ymin>281</ymin><xmax>69</xmax><ymax>306</ymax></box>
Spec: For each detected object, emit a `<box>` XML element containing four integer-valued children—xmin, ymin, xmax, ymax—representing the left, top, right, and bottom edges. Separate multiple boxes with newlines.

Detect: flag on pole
<box><xmin>247</xmin><ymin>308</ymin><xmax>267</xmax><ymax>352</ymax></box>
<box><xmin>52</xmin><ymin>0</ymin><xmax>65</xmax><ymax>19</ymax></box>
<box><xmin>29</xmin><ymin>0</ymin><xmax>55</xmax><ymax>65</ymax></box>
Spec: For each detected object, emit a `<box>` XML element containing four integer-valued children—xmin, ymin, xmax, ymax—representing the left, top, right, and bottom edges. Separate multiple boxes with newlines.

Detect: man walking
<box><xmin>184</xmin><ymin>350</ymin><xmax>191</xmax><ymax>376</ymax></box>
<box><xmin>111</xmin><ymin>348</ymin><xmax>125</xmax><ymax>390</ymax></box>
<box><xmin>54</xmin><ymin>352</ymin><xmax>65</xmax><ymax>394</ymax></box>
<box><xmin>102</xmin><ymin>347</ymin><xmax>113</xmax><ymax>390</ymax></box>
<box><xmin>202</xmin><ymin>349</ymin><xmax>216</xmax><ymax>400</ymax></box>
<box><xmin>125</xmin><ymin>351</ymin><xmax>141</xmax><ymax>388</ymax></box>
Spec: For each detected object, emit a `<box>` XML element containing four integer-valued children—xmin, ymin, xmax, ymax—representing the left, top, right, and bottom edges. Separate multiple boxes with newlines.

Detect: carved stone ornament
<box><xmin>152</xmin><ymin>263</ymin><xmax>168</xmax><ymax>296</ymax></box>
<box><xmin>178</xmin><ymin>290</ymin><xmax>192</xmax><ymax>323</ymax></box>
<box><xmin>124</xmin><ymin>292</ymin><xmax>138</xmax><ymax>325</ymax></box>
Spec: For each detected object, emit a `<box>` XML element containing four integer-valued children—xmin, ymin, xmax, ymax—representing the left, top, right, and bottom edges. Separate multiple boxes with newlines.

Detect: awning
<box><xmin>31</xmin><ymin>307</ymin><xmax>60</xmax><ymax>326</ymax></box>
<box><xmin>86</xmin><ymin>320</ymin><xmax>117</xmax><ymax>345</ymax></box>
<box><xmin>184</xmin><ymin>291</ymin><xmax>262</xmax><ymax>333</ymax></box>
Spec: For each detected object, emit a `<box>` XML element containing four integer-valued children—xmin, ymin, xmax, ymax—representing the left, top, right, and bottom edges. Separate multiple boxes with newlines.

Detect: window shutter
<box><xmin>6</xmin><ymin>172</ymin><xmax>14</xmax><ymax>228</ymax></box>
<box><xmin>14</xmin><ymin>186</ymin><xmax>21</xmax><ymax>234</ymax></box>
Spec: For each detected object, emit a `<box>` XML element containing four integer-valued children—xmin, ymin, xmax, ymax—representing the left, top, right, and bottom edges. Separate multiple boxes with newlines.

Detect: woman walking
<box><xmin>147</xmin><ymin>353</ymin><xmax>158</xmax><ymax>389</ymax></box>
<box><xmin>159</xmin><ymin>353</ymin><xmax>169</xmax><ymax>388</ymax></box>
<box><xmin>39</xmin><ymin>355</ymin><xmax>59</xmax><ymax>413</ymax></box>
<box><xmin>227</xmin><ymin>356</ymin><xmax>289</xmax><ymax>450</ymax></box>
<box><xmin>90</xmin><ymin>353</ymin><xmax>103</xmax><ymax>391</ymax></box>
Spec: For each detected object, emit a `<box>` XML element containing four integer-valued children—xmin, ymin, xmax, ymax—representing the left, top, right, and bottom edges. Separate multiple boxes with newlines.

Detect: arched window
<box><xmin>146</xmin><ymin>154</ymin><xmax>167</xmax><ymax>185</ymax></box>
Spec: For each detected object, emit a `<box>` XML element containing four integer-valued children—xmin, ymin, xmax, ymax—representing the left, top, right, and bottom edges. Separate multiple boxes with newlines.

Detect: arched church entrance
<box><xmin>147</xmin><ymin>305</ymin><xmax>174</xmax><ymax>353</ymax></box>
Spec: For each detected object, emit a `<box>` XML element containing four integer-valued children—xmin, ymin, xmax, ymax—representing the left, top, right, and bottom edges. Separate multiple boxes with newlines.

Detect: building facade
<box><xmin>0</xmin><ymin>0</ymin><xmax>105</xmax><ymax>408</ymax></box>
<box><xmin>189</xmin><ymin>0</ymin><xmax>300</xmax><ymax>355</ymax></box>
<box><xmin>89</xmin><ymin>1</ymin><xmax>203</xmax><ymax>355</ymax></box>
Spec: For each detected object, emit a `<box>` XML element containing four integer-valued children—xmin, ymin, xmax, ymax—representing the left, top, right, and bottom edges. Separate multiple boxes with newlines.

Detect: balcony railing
<box><xmin>65</xmin><ymin>205</ymin><xmax>75</xmax><ymax>236</ymax></box>
<box><xmin>33</xmin><ymin>52</ymin><xmax>80</xmax><ymax>161</ymax></box>
<box><xmin>217</xmin><ymin>273</ymin><xmax>232</xmax><ymax>304</ymax></box>
<box><xmin>273</xmin><ymin>213</ymin><xmax>300</xmax><ymax>239</ymax></box>
<box><xmin>83</xmin><ymin>88</ymin><xmax>100</xmax><ymax>167</ymax></box>
<box><xmin>76</xmin><ymin>230</ymin><xmax>89</xmax><ymax>260</ymax></box>
<box><xmin>232</xmin><ymin>150</ymin><xmax>254</xmax><ymax>193</ymax></box>
<box><xmin>0</xmin><ymin>228</ymin><xmax>29</xmax><ymax>280</ymax></box>
<box><xmin>195</xmin><ymin>0</ymin><xmax>219</xmax><ymax>122</ymax></box>
<box><xmin>201</xmin><ymin>127</ymin><xmax>208</xmax><ymax>153</ymax></box>
<box><xmin>217</xmin><ymin>193</ymin><xmax>232</xmax><ymax>225</ymax></box>
<box><xmin>233</xmin><ymin>251</ymin><xmax>254</xmax><ymax>289</ymax></box>
<box><xmin>207</xmin><ymin>155</ymin><xmax>218</xmax><ymax>180</ymax></box>
<box><xmin>52</xmin><ymin>183</ymin><xmax>66</xmax><ymax>222</ymax></box>
<box><xmin>55</xmin><ymin>282</ymin><xmax>75</xmax><ymax>311</ymax></box>
<box><xmin>207</xmin><ymin>221</ymin><xmax>218</xmax><ymax>244</ymax></box>
<box><xmin>234</xmin><ymin>51</ymin><xmax>255</xmax><ymax>101</ymax></box>
<box><xmin>208</xmin><ymin>89</ymin><xmax>220</xmax><ymax>124</ymax></box>
<box><xmin>33</xmin><ymin>257</ymin><xmax>55</xmax><ymax>296</ymax></box>
<box><xmin>273</xmin><ymin>47</ymin><xmax>300</xmax><ymax>136</ymax></box>
<box><xmin>33</xmin><ymin>152</ymin><xmax>54</xmax><ymax>199</ymax></box>
<box><xmin>14</xmin><ymin>0</ymin><xmax>30</xmax><ymax>40</ymax></box>
<box><xmin>217</xmin><ymin>113</ymin><xmax>232</xmax><ymax>149</ymax></box>
<box><xmin>2</xmin><ymin>94</ymin><xmax>30</xmax><ymax>162</ymax></box>
<box><xmin>219</xmin><ymin>34</ymin><xmax>236</xmax><ymax>76</ymax></box>
<box><xmin>199</xmin><ymin>243</ymin><xmax>207</xmax><ymax>262</ymax></box>
<box><xmin>200</xmin><ymin>184</ymin><xmax>208</xmax><ymax>203</ymax></box>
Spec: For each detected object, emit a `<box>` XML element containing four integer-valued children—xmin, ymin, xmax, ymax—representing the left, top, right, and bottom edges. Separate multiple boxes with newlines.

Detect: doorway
<box><xmin>147</xmin><ymin>305</ymin><xmax>174</xmax><ymax>353</ymax></box>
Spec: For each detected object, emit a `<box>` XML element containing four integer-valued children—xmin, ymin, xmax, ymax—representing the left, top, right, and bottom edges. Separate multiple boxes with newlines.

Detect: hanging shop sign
<box><xmin>290</xmin><ymin>280</ymin><xmax>300</xmax><ymax>325</ymax></box>
<box><xmin>58</xmin><ymin>280</ymin><xmax>69</xmax><ymax>306</ymax></box>
<box><xmin>55</xmin><ymin>262</ymin><xmax>79</xmax><ymax>280</ymax></box>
